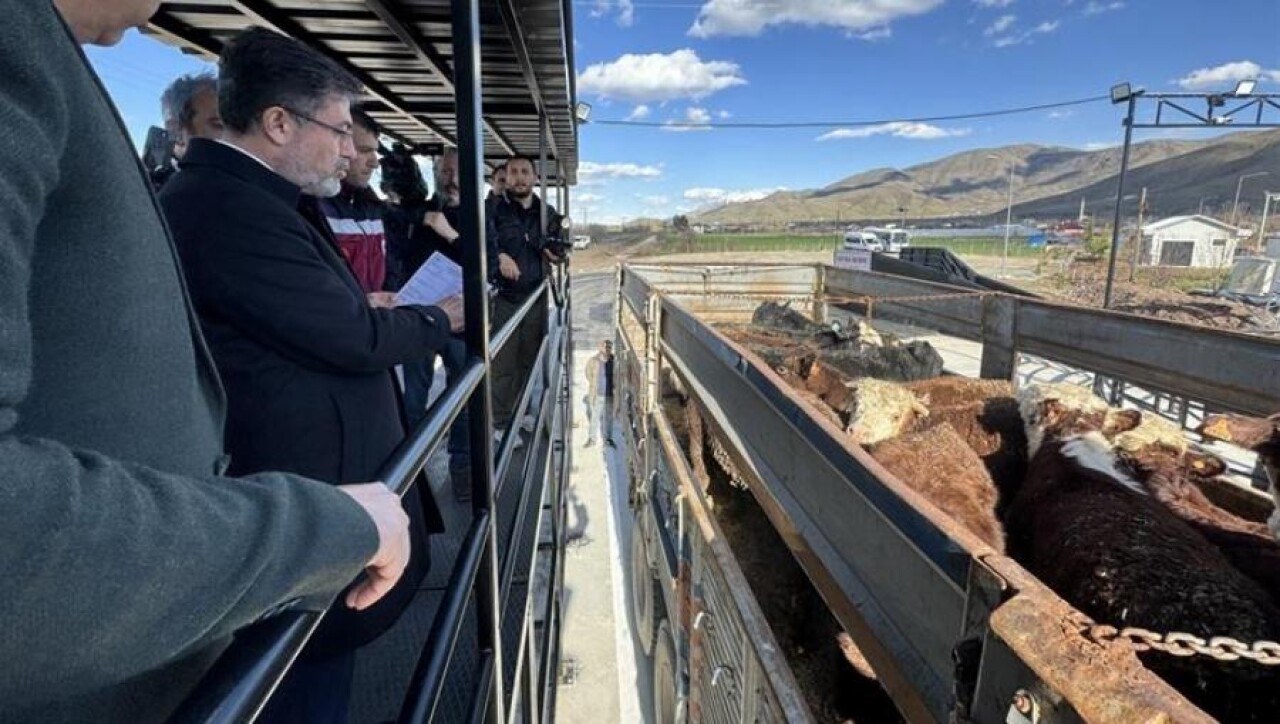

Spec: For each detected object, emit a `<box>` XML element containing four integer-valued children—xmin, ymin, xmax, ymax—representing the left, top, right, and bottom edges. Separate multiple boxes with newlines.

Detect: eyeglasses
<box><xmin>284</xmin><ymin>108</ymin><xmax>354</xmax><ymax>141</ymax></box>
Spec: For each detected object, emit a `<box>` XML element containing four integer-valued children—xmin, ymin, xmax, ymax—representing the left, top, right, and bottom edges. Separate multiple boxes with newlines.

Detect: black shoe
<box><xmin>450</xmin><ymin>467</ymin><xmax>472</xmax><ymax>503</ymax></box>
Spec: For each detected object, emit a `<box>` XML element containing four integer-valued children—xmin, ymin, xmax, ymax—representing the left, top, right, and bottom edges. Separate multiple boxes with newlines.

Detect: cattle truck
<box><xmin>614</xmin><ymin>261</ymin><xmax>1280</xmax><ymax>723</ymax></box>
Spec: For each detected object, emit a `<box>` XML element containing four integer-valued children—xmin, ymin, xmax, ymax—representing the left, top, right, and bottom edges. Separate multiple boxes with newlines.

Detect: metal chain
<box><xmin>1078</xmin><ymin>618</ymin><xmax>1280</xmax><ymax>666</ymax></box>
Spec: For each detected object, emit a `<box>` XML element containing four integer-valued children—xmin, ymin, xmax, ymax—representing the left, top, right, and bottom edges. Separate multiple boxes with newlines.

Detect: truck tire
<box><xmin>630</xmin><ymin>515</ymin><xmax>658</xmax><ymax>657</ymax></box>
<box><xmin>652</xmin><ymin>619</ymin><xmax>678</xmax><ymax>724</ymax></box>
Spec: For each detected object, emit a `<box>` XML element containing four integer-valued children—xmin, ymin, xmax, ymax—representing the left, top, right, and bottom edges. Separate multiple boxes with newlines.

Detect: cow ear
<box><xmin>1105</xmin><ymin>409</ymin><xmax>1142</xmax><ymax>434</ymax></box>
<box><xmin>1186</xmin><ymin>450</ymin><xmax>1227</xmax><ymax>478</ymax></box>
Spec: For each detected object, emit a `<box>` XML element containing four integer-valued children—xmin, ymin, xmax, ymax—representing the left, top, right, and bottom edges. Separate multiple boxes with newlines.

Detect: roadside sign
<box><xmin>834</xmin><ymin>248</ymin><xmax>872</xmax><ymax>271</ymax></box>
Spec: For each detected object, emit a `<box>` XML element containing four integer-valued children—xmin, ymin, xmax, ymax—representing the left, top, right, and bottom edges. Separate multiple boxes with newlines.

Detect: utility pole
<box><xmin>1232</xmin><ymin>172</ymin><xmax>1269</xmax><ymax>227</ymax></box>
<box><xmin>1128</xmin><ymin>186</ymin><xmax>1147</xmax><ymax>282</ymax></box>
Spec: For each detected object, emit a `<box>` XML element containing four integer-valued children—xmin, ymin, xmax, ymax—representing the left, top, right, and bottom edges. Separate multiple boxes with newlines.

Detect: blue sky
<box><xmin>89</xmin><ymin>1</ymin><xmax>1280</xmax><ymax>223</ymax></box>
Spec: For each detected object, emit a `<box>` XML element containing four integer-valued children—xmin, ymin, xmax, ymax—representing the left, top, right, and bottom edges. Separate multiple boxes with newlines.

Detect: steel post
<box><xmin>1103</xmin><ymin>94</ymin><xmax>1137</xmax><ymax>309</ymax></box>
<box><xmin>451</xmin><ymin>0</ymin><xmax>505</xmax><ymax>720</ymax></box>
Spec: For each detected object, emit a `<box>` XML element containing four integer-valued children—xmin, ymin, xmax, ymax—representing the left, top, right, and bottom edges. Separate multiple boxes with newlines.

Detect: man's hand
<box><xmin>436</xmin><ymin>293</ymin><xmax>465</xmax><ymax>333</ymax></box>
<box><xmin>338</xmin><ymin>483</ymin><xmax>410</xmax><ymax>610</ymax></box>
<box><xmin>498</xmin><ymin>252</ymin><xmax>520</xmax><ymax>281</ymax></box>
<box><xmin>423</xmin><ymin>211</ymin><xmax>459</xmax><ymax>242</ymax></box>
<box><xmin>367</xmin><ymin>292</ymin><xmax>398</xmax><ymax>309</ymax></box>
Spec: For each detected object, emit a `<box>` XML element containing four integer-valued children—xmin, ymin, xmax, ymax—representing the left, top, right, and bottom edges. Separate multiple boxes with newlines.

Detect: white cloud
<box><xmin>688</xmin><ymin>0</ymin><xmax>942</xmax><ymax>39</ymax></box>
<box><xmin>984</xmin><ymin>14</ymin><xmax>1016</xmax><ymax>35</ymax></box>
<box><xmin>1083</xmin><ymin>1</ymin><xmax>1124</xmax><ymax>15</ymax></box>
<box><xmin>578</xmin><ymin>161</ymin><xmax>662</xmax><ymax>182</ymax></box>
<box><xmin>663</xmin><ymin>106</ymin><xmax>714</xmax><ymax>132</ymax></box>
<box><xmin>991</xmin><ymin>17</ymin><xmax>1059</xmax><ymax>46</ymax></box>
<box><xmin>816</xmin><ymin>121</ymin><xmax>971</xmax><ymax>141</ymax></box>
<box><xmin>578</xmin><ymin>49</ymin><xmax>746</xmax><ymax>103</ymax></box>
<box><xmin>1047</xmin><ymin>109</ymin><xmax>1073</xmax><ymax>119</ymax></box>
<box><xmin>855</xmin><ymin>25</ymin><xmax>892</xmax><ymax>41</ymax></box>
<box><xmin>1177</xmin><ymin>60</ymin><xmax>1280</xmax><ymax>90</ymax></box>
<box><xmin>590</xmin><ymin>0</ymin><xmax>635</xmax><ymax>26</ymax></box>
<box><xmin>626</xmin><ymin>105</ymin><xmax>651</xmax><ymax>121</ymax></box>
<box><xmin>683</xmin><ymin>187</ymin><xmax>788</xmax><ymax>206</ymax></box>
<box><xmin>717</xmin><ymin>110</ymin><xmax>732</xmax><ymax>119</ymax></box>
<box><xmin>575</xmin><ymin>192</ymin><xmax>604</xmax><ymax>205</ymax></box>
<box><xmin>639</xmin><ymin>194</ymin><xmax>671</xmax><ymax>207</ymax></box>
<box><xmin>974</xmin><ymin>0</ymin><xmax>1014</xmax><ymax>6</ymax></box>
<box><xmin>1082</xmin><ymin>141</ymin><xmax>1118</xmax><ymax>151</ymax></box>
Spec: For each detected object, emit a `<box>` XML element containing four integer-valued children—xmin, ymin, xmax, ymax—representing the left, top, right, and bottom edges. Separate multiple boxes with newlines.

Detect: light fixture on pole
<box><xmin>1103</xmin><ymin>82</ymin><xmax>1143</xmax><ymax>308</ymax></box>
<box><xmin>574</xmin><ymin>102</ymin><xmax>592</xmax><ymax>124</ymax></box>
<box><xmin>987</xmin><ymin>154</ymin><xmax>1015</xmax><ymax>278</ymax></box>
<box><xmin>1230</xmin><ymin>171</ymin><xmax>1268</xmax><ymax>227</ymax></box>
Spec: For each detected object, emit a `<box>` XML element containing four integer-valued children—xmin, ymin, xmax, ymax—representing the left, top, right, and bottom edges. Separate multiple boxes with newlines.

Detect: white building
<box><xmin>1140</xmin><ymin>215</ymin><xmax>1241</xmax><ymax>268</ymax></box>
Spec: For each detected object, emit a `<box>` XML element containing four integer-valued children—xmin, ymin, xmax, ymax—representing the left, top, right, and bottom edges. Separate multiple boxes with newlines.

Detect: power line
<box><xmin>592</xmin><ymin>94</ymin><xmax>1110</xmax><ymax>129</ymax></box>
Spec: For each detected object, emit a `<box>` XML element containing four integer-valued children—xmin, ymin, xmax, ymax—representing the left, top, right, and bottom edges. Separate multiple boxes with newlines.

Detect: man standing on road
<box><xmin>0</xmin><ymin>2</ymin><xmax>413</xmax><ymax>721</ymax></box>
<box><xmin>160</xmin><ymin>27</ymin><xmax>464</xmax><ymax>722</ymax></box>
<box><xmin>584</xmin><ymin>340</ymin><xmax>615</xmax><ymax>448</ymax></box>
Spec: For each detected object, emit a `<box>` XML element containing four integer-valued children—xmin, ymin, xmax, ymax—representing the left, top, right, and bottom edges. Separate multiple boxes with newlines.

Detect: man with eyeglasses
<box><xmin>159</xmin><ymin>28</ymin><xmax>462</xmax><ymax>723</ymax></box>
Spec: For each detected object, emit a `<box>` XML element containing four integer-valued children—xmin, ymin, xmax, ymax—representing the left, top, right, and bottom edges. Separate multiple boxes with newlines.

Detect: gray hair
<box><xmin>160</xmin><ymin>72</ymin><xmax>217</xmax><ymax>132</ymax></box>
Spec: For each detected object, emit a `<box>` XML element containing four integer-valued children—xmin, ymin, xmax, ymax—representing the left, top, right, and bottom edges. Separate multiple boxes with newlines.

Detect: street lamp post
<box><xmin>987</xmin><ymin>154</ymin><xmax>1015</xmax><ymax>278</ymax></box>
<box><xmin>1231</xmin><ymin>171</ymin><xmax>1269</xmax><ymax>227</ymax></box>
<box><xmin>1103</xmin><ymin>86</ymin><xmax>1138</xmax><ymax>309</ymax></box>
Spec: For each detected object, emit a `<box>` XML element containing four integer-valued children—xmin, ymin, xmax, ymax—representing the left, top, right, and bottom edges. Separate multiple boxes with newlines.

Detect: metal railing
<box><xmin>171</xmin><ymin>273</ymin><xmax>571</xmax><ymax>723</ymax></box>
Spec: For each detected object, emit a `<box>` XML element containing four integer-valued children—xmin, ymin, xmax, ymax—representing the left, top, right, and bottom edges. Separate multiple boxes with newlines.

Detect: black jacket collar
<box><xmin>182</xmin><ymin>138</ymin><xmax>301</xmax><ymax>207</ymax></box>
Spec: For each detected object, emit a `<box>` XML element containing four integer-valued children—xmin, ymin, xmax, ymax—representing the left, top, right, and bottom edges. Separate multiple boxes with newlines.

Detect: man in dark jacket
<box><xmin>159</xmin><ymin>28</ymin><xmax>463</xmax><ymax>723</ymax></box>
<box><xmin>314</xmin><ymin>107</ymin><xmax>387</xmax><ymax>294</ymax></box>
<box><xmin>489</xmin><ymin>154</ymin><xmax>562</xmax><ymax>430</ymax></box>
<box><xmin>0</xmin><ymin>2</ymin><xmax>413</xmax><ymax>722</ymax></box>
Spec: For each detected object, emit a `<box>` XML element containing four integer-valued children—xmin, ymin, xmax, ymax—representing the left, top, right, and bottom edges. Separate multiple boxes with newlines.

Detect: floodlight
<box><xmin>1111</xmin><ymin>82</ymin><xmax>1134</xmax><ymax>104</ymax></box>
<box><xmin>574</xmin><ymin>102</ymin><xmax>592</xmax><ymax>123</ymax></box>
<box><xmin>1234</xmin><ymin>79</ymin><xmax>1257</xmax><ymax>96</ymax></box>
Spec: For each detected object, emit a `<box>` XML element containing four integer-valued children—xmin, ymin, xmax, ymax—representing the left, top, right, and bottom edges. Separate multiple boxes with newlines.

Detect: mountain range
<box><xmin>692</xmin><ymin>129</ymin><xmax>1280</xmax><ymax>226</ymax></box>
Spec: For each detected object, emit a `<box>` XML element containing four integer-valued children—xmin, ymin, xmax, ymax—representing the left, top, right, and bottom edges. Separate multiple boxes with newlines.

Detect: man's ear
<box><xmin>260</xmin><ymin>107</ymin><xmax>294</xmax><ymax>146</ymax></box>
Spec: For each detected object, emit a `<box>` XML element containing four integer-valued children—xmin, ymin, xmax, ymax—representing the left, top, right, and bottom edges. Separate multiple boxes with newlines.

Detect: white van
<box><xmin>842</xmin><ymin>230</ymin><xmax>883</xmax><ymax>251</ymax></box>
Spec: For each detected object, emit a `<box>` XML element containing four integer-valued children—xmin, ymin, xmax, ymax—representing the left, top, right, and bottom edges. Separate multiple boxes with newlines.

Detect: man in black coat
<box><xmin>160</xmin><ymin>28</ymin><xmax>462</xmax><ymax>723</ymax></box>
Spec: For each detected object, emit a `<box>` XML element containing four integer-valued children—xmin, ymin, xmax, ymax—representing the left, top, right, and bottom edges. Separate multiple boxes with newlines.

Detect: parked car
<box><xmin>572</xmin><ymin>234</ymin><xmax>592</xmax><ymax>250</ymax></box>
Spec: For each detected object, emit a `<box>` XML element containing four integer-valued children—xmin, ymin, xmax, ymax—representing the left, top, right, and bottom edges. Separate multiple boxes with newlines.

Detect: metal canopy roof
<box><xmin>146</xmin><ymin>0</ymin><xmax>579</xmax><ymax>184</ymax></box>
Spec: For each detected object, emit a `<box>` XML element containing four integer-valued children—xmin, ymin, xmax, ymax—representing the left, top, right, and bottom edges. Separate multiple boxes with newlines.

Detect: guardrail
<box><xmin>172</xmin><ymin>273</ymin><xmax>571</xmax><ymax>723</ymax></box>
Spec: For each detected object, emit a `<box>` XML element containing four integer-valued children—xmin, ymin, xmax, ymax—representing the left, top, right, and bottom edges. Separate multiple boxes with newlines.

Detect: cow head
<box><xmin>1018</xmin><ymin>383</ymin><xmax>1126</xmax><ymax>457</ymax></box>
<box><xmin>845</xmin><ymin>378</ymin><xmax>929</xmax><ymax>445</ymax></box>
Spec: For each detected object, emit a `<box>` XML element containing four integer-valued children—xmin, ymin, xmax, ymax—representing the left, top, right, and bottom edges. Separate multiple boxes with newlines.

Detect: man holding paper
<box><xmin>160</xmin><ymin>29</ymin><xmax>463</xmax><ymax>719</ymax></box>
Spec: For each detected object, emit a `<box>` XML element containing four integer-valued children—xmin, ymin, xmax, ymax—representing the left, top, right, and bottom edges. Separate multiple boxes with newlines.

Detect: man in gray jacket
<box><xmin>0</xmin><ymin>1</ymin><xmax>414</xmax><ymax>721</ymax></box>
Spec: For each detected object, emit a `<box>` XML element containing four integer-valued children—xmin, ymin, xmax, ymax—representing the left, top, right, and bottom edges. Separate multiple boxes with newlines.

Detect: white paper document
<box><xmin>395</xmin><ymin>252</ymin><xmax>463</xmax><ymax>307</ymax></box>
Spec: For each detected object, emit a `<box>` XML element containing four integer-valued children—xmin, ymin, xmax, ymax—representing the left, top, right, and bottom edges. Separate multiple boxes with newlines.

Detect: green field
<box><xmin>653</xmin><ymin>233</ymin><xmax>842</xmax><ymax>254</ymax></box>
<box><xmin>650</xmin><ymin>232</ymin><xmax>1045</xmax><ymax>258</ymax></box>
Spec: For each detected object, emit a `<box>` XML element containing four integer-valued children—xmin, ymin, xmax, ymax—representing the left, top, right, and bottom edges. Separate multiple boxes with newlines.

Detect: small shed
<box><xmin>1140</xmin><ymin>215</ymin><xmax>1241</xmax><ymax>268</ymax></box>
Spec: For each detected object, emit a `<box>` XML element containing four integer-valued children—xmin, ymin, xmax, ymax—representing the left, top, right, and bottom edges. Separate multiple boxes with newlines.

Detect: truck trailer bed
<box><xmin>617</xmin><ymin>262</ymin><xmax>1280</xmax><ymax>723</ymax></box>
